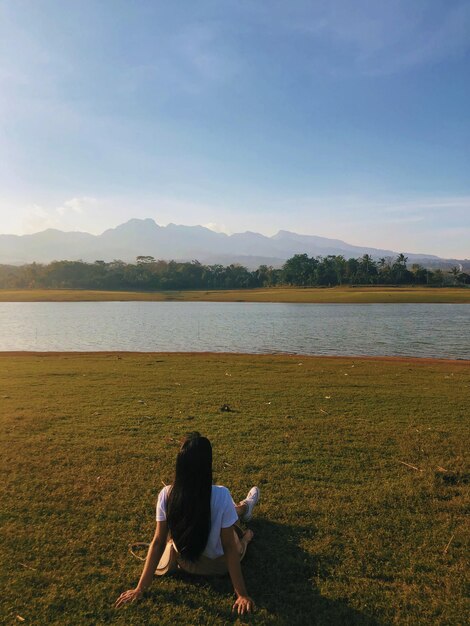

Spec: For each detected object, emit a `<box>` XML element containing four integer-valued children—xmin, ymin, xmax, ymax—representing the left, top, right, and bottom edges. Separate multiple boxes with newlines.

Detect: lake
<box><xmin>0</xmin><ymin>302</ymin><xmax>468</xmax><ymax>359</ymax></box>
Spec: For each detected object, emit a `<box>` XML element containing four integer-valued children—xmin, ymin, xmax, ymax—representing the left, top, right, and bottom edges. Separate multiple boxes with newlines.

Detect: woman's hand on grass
<box><xmin>232</xmin><ymin>595</ymin><xmax>255</xmax><ymax>615</ymax></box>
<box><xmin>115</xmin><ymin>587</ymin><xmax>143</xmax><ymax>608</ymax></box>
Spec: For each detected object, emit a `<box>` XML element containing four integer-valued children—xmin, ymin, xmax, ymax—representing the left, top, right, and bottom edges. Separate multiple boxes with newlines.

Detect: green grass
<box><xmin>1</xmin><ymin>286</ymin><xmax>470</xmax><ymax>303</ymax></box>
<box><xmin>1</xmin><ymin>353</ymin><xmax>469</xmax><ymax>625</ymax></box>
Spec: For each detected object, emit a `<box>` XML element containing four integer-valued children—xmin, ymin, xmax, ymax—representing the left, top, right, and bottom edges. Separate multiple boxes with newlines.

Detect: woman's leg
<box><xmin>233</xmin><ymin>527</ymin><xmax>254</xmax><ymax>560</ymax></box>
<box><xmin>239</xmin><ymin>529</ymin><xmax>254</xmax><ymax>553</ymax></box>
<box><xmin>235</xmin><ymin>502</ymin><xmax>247</xmax><ymax>518</ymax></box>
<box><xmin>235</xmin><ymin>486</ymin><xmax>260</xmax><ymax>522</ymax></box>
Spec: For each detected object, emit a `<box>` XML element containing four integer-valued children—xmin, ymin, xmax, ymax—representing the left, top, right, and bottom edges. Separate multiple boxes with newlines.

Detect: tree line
<box><xmin>0</xmin><ymin>254</ymin><xmax>468</xmax><ymax>290</ymax></box>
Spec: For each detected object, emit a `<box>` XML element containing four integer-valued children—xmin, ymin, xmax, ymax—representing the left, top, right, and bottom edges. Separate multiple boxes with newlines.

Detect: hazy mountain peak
<box><xmin>102</xmin><ymin>218</ymin><xmax>161</xmax><ymax>238</ymax></box>
<box><xmin>166</xmin><ymin>223</ymin><xmax>214</xmax><ymax>232</ymax></box>
<box><xmin>272</xmin><ymin>230</ymin><xmax>295</xmax><ymax>238</ymax></box>
<box><xmin>273</xmin><ymin>230</ymin><xmax>349</xmax><ymax>246</ymax></box>
<box><xmin>230</xmin><ymin>230</ymin><xmax>266</xmax><ymax>238</ymax></box>
<box><xmin>31</xmin><ymin>228</ymin><xmax>94</xmax><ymax>239</ymax></box>
<box><xmin>115</xmin><ymin>217</ymin><xmax>159</xmax><ymax>229</ymax></box>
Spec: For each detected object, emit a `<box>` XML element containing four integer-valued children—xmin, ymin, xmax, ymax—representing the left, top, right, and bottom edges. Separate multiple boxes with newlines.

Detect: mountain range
<box><xmin>0</xmin><ymin>219</ymin><xmax>468</xmax><ymax>270</ymax></box>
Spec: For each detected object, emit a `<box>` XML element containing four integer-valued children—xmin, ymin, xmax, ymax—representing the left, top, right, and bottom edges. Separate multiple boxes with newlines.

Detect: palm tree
<box><xmin>360</xmin><ymin>254</ymin><xmax>377</xmax><ymax>284</ymax></box>
<box><xmin>396</xmin><ymin>253</ymin><xmax>408</xmax><ymax>268</ymax></box>
<box><xmin>332</xmin><ymin>255</ymin><xmax>346</xmax><ymax>285</ymax></box>
<box><xmin>450</xmin><ymin>266</ymin><xmax>460</xmax><ymax>286</ymax></box>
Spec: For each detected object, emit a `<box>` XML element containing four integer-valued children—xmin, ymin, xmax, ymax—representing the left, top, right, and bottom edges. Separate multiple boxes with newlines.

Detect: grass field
<box><xmin>1</xmin><ymin>286</ymin><xmax>470</xmax><ymax>304</ymax></box>
<box><xmin>1</xmin><ymin>353</ymin><xmax>469</xmax><ymax>625</ymax></box>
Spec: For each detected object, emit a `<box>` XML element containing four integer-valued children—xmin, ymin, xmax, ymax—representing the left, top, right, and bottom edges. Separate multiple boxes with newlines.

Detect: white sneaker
<box><xmin>240</xmin><ymin>486</ymin><xmax>260</xmax><ymax>522</ymax></box>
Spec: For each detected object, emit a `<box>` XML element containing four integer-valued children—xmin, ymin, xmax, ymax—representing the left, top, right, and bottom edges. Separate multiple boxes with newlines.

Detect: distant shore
<box><xmin>1</xmin><ymin>286</ymin><xmax>470</xmax><ymax>304</ymax></box>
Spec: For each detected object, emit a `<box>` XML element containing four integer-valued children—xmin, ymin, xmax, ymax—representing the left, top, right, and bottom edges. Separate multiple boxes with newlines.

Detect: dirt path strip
<box><xmin>0</xmin><ymin>351</ymin><xmax>468</xmax><ymax>365</ymax></box>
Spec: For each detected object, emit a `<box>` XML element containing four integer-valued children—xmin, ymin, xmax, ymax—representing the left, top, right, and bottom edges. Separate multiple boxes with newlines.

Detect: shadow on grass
<box><xmin>167</xmin><ymin>519</ymin><xmax>382</xmax><ymax>626</ymax></box>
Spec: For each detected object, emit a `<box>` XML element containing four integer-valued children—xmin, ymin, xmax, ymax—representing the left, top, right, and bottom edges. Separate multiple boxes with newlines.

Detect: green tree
<box><xmin>391</xmin><ymin>254</ymin><xmax>411</xmax><ymax>284</ymax></box>
<box><xmin>449</xmin><ymin>266</ymin><xmax>460</xmax><ymax>286</ymax></box>
<box><xmin>332</xmin><ymin>256</ymin><xmax>346</xmax><ymax>285</ymax></box>
<box><xmin>358</xmin><ymin>254</ymin><xmax>377</xmax><ymax>284</ymax></box>
<box><xmin>316</xmin><ymin>256</ymin><xmax>337</xmax><ymax>286</ymax></box>
<box><xmin>410</xmin><ymin>264</ymin><xmax>429</xmax><ymax>285</ymax></box>
<box><xmin>345</xmin><ymin>258</ymin><xmax>360</xmax><ymax>284</ymax></box>
<box><xmin>282</xmin><ymin>254</ymin><xmax>318</xmax><ymax>286</ymax></box>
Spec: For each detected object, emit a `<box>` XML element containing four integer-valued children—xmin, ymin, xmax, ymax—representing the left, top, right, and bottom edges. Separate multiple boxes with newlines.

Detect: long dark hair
<box><xmin>167</xmin><ymin>432</ymin><xmax>212</xmax><ymax>562</ymax></box>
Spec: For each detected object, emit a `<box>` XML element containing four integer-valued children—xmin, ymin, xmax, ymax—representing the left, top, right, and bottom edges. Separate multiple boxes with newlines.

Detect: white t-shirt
<box><xmin>156</xmin><ymin>484</ymin><xmax>238</xmax><ymax>559</ymax></box>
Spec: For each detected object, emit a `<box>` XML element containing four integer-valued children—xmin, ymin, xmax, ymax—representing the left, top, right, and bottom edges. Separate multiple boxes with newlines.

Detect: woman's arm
<box><xmin>115</xmin><ymin>520</ymin><xmax>168</xmax><ymax>608</ymax></box>
<box><xmin>220</xmin><ymin>526</ymin><xmax>255</xmax><ymax>615</ymax></box>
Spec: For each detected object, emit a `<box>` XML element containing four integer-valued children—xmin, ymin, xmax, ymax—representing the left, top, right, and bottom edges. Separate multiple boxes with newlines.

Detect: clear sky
<box><xmin>0</xmin><ymin>0</ymin><xmax>469</xmax><ymax>258</ymax></box>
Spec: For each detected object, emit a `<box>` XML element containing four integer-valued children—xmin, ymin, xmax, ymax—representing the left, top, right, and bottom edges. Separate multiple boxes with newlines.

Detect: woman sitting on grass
<box><xmin>115</xmin><ymin>432</ymin><xmax>260</xmax><ymax>616</ymax></box>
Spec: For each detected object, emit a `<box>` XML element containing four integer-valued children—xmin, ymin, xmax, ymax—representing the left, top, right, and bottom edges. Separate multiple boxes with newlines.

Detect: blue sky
<box><xmin>0</xmin><ymin>0</ymin><xmax>469</xmax><ymax>258</ymax></box>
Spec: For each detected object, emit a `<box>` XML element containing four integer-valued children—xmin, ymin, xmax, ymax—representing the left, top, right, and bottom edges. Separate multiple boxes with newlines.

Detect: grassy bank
<box><xmin>1</xmin><ymin>286</ymin><xmax>470</xmax><ymax>303</ymax></box>
<box><xmin>1</xmin><ymin>354</ymin><xmax>469</xmax><ymax>625</ymax></box>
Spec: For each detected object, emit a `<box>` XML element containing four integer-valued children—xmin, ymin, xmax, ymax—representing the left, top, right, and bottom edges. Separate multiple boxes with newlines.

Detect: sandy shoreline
<box><xmin>0</xmin><ymin>351</ymin><xmax>468</xmax><ymax>365</ymax></box>
<box><xmin>1</xmin><ymin>286</ymin><xmax>469</xmax><ymax>304</ymax></box>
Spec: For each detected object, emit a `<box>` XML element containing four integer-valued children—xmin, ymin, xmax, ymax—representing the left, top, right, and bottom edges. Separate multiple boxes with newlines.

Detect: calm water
<box><xmin>0</xmin><ymin>302</ymin><xmax>469</xmax><ymax>359</ymax></box>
